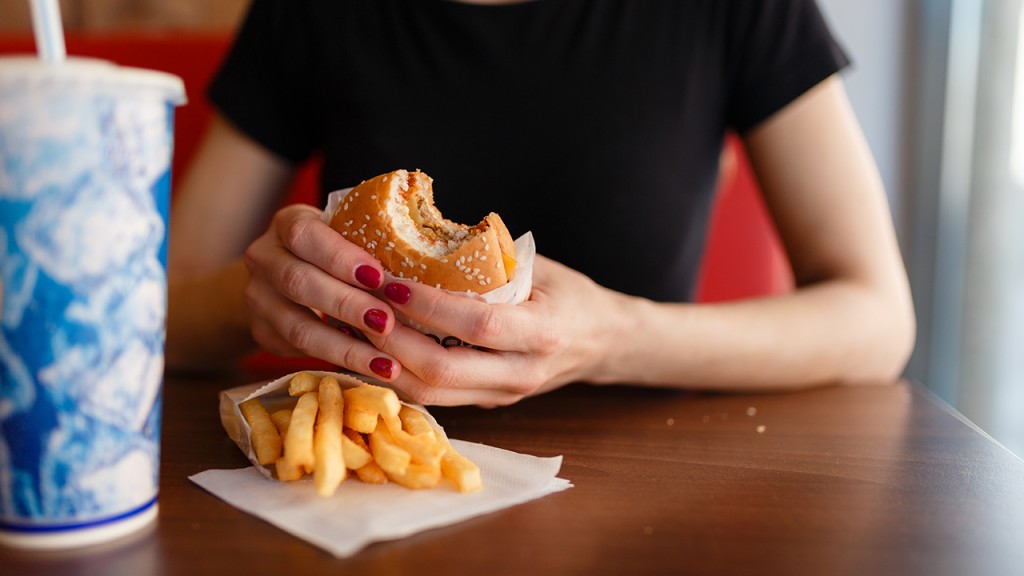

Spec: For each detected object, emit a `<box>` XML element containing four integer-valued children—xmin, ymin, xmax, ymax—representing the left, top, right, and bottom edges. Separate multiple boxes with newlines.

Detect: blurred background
<box><xmin>0</xmin><ymin>0</ymin><xmax>245</xmax><ymax>31</ymax></box>
<box><xmin>815</xmin><ymin>0</ymin><xmax>1024</xmax><ymax>458</ymax></box>
<box><xmin>1</xmin><ymin>0</ymin><xmax>1021</xmax><ymax>456</ymax></box>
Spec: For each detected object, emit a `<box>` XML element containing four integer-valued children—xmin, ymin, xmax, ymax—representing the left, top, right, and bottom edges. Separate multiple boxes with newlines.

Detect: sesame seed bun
<box><xmin>328</xmin><ymin>169</ymin><xmax>516</xmax><ymax>294</ymax></box>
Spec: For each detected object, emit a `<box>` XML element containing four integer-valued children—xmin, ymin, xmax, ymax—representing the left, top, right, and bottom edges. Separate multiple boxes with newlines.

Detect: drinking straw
<box><xmin>29</xmin><ymin>0</ymin><xmax>67</xmax><ymax>63</ymax></box>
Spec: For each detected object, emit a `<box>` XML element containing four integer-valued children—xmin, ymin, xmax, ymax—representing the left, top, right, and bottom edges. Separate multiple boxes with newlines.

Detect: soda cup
<box><xmin>0</xmin><ymin>56</ymin><xmax>185</xmax><ymax>548</ymax></box>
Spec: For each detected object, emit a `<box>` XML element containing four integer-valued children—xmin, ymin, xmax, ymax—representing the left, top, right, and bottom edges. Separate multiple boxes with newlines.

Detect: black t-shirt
<box><xmin>209</xmin><ymin>0</ymin><xmax>849</xmax><ymax>301</ymax></box>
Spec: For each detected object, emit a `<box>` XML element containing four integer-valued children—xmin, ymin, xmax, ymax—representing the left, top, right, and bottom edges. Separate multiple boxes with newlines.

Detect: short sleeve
<box><xmin>726</xmin><ymin>0</ymin><xmax>850</xmax><ymax>134</ymax></box>
<box><xmin>207</xmin><ymin>0</ymin><xmax>322</xmax><ymax>163</ymax></box>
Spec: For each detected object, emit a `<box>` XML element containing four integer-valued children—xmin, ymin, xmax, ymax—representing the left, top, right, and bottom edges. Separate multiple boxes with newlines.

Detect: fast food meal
<box><xmin>328</xmin><ymin>169</ymin><xmax>517</xmax><ymax>294</ymax></box>
<box><xmin>239</xmin><ymin>371</ymin><xmax>482</xmax><ymax>496</ymax></box>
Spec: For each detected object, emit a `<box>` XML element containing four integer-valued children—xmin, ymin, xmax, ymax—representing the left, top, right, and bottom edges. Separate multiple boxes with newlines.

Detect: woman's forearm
<box><xmin>594</xmin><ymin>278</ymin><xmax>915</xmax><ymax>391</ymax></box>
<box><xmin>165</xmin><ymin>260</ymin><xmax>255</xmax><ymax>371</ymax></box>
<box><xmin>163</xmin><ymin>116</ymin><xmax>297</xmax><ymax>372</ymax></box>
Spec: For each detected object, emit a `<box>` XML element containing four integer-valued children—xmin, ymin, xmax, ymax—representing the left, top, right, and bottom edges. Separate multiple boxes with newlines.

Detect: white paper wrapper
<box><xmin>323</xmin><ymin>187</ymin><xmax>536</xmax><ymax>347</ymax></box>
<box><xmin>194</xmin><ymin>371</ymin><xmax>572</xmax><ymax>557</ymax></box>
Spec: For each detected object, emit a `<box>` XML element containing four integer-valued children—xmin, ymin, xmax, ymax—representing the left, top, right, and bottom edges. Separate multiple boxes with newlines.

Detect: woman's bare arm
<box><xmin>165</xmin><ymin>115</ymin><xmax>294</xmax><ymax>370</ymax></box>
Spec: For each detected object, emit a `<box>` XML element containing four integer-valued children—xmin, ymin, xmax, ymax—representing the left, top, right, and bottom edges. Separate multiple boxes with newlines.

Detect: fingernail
<box><xmin>363</xmin><ymin>308</ymin><xmax>388</xmax><ymax>334</ymax></box>
<box><xmin>384</xmin><ymin>282</ymin><xmax>411</xmax><ymax>305</ymax></box>
<box><xmin>355</xmin><ymin>265</ymin><xmax>382</xmax><ymax>289</ymax></box>
<box><xmin>370</xmin><ymin>357</ymin><xmax>393</xmax><ymax>379</ymax></box>
<box><xmin>337</xmin><ymin>324</ymin><xmax>356</xmax><ymax>338</ymax></box>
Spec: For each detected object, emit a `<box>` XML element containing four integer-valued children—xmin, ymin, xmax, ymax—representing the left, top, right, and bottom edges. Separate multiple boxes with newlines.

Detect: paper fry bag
<box><xmin>219</xmin><ymin>370</ymin><xmax>446</xmax><ymax>480</ymax></box>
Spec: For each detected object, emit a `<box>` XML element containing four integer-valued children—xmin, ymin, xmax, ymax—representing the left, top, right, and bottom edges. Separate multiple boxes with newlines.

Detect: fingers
<box><xmin>246</xmin><ymin>270</ymin><xmax>401</xmax><ymax>381</ymax></box>
<box><xmin>365</xmin><ymin>256</ymin><xmax>610</xmax><ymax>406</ymax></box>
<box><xmin>243</xmin><ymin>205</ymin><xmax>402</xmax><ymax>381</ymax></box>
<box><xmin>259</xmin><ymin>243</ymin><xmax>394</xmax><ymax>337</ymax></box>
<box><xmin>244</xmin><ymin>211</ymin><xmax>584</xmax><ymax>407</ymax></box>
<box><xmin>246</xmin><ymin>210</ymin><xmax>395</xmax><ymax>336</ymax></box>
<box><xmin>393</xmin><ymin>371</ymin><xmax>527</xmax><ymax>407</ymax></box>
<box><xmin>275</xmin><ymin>206</ymin><xmax>385</xmax><ymax>291</ymax></box>
<box><xmin>367</xmin><ymin>322</ymin><xmax>547</xmax><ymax>406</ymax></box>
<box><xmin>380</xmin><ymin>280</ymin><xmax>543</xmax><ymax>353</ymax></box>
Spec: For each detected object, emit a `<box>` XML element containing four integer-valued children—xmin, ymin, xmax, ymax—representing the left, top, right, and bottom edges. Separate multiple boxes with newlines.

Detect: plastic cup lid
<box><xmin>0</xmin><ymin>56</ymin><xmax>186</xmax><ymax>105</ymax></box>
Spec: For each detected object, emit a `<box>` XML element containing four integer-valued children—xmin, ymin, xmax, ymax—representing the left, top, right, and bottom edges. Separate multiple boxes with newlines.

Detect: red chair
<box><xmin>695</xmin><ymin>134</ymin><xmax>794</xmax><ymax>302</ymax></box>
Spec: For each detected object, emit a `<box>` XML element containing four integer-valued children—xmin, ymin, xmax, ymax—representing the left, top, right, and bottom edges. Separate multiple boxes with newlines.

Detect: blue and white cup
<box><xmin>0</xmin><ymin>56</ymin><xmax>184</xmax><ymax>548</ymax></box>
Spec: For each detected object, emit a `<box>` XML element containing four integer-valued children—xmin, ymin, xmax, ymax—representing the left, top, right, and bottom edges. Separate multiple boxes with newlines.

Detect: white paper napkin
<box><xmin>190</xmin><ymin>441</ymin><xmax>570</xmax><ymax>557</ymax></box>
<box><xmin>191</xmin><ymin>372</ymin><xmax>572</xmax><ymax>557</ymax></box>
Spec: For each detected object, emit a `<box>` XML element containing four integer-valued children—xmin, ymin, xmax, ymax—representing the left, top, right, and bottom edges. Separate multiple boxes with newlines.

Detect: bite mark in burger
<box><xmin>328</xmin><ymin>169</ymin><xmax>517</xmax><ymax>294</ymax></box>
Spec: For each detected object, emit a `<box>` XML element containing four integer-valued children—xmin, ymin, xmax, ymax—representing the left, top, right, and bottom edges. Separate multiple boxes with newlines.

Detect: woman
<box><xmin>167</xmin><ymin>0</ymin><xmax>915</xmax><ymax>406</ymax></box>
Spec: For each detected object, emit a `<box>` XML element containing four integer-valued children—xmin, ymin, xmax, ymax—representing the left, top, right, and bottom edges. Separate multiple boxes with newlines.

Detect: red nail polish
<box><xmin>370</xmin><ymin>357</ymin><xmax>393</xmax><ymax>379</ymax></box>
<box><xmin>355</xmin><ymin>265</ymin><xmax>381</xmax><ymax>289</ymax></box>
<box><xmin>384</xmin><ymin>282</ymin><xmax>411</xmax><ymax>305</ymax></box>
<box><xmin>363</xmin><ymin>308</ymin><xmax>388</xmax><ymax>334</ymax></box>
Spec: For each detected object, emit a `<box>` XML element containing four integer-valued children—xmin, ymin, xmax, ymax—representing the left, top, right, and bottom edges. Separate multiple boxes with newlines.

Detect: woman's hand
<box><xmin>242</xmin><ymin>203</ymin><xmax>404</xmax><ymax>382</ymax></box>
<box><xmin>364</xmin><ymin>255</ymin><xmax>631</xmax><ymax>406</ymax></box>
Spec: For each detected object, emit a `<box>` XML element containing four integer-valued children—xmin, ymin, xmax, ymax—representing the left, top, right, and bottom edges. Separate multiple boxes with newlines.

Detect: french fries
<box><xmin>342</xmin><ymin>428</ymin><xmax>373</xmax><ymax>470</ymax></box>
<box><xmin>240</xmin><ymin>398</ymin><xmax>282</xmax><ymax>466</ymax></box>
<box><xmin>343</xmin><ymin>384</ymin><xmax>402</xmax><ymax>431</ymax></box>
<box><xmin>241</xmin><ymin>372</ymin><xmax>482</xmax><ymax>496</ymax></box>
<box><xmin>313</xmin><ymin>376</ymin><xmax>346</xmax><ymax>496</ymax></box>
<box><xmin>440</xmin><ymin>445</ymin><xmax>483</xmax><ymax>493</ymax></box>
<box><xmin>354</xmin><ymin>460</ymin><xmax>388</xmax><ymax>485</ymax></box>
<box><xmin>369</xmin><ymin>417</ymin><xmax>412</xmax><ymax>476</ymax></box>
<box><xmin>287</xmin><ymin>371</ymin><xmax>321</xmax><ymax>396</ymax></box>
<box><xmin>269</xmin><ymin>408</ymin><xmax>292</xmax><ymax>434</ymax></box>
<box><xmin>283</xmin><ymin>391</ymin><xmax>319</xmax><ymax>473</ymax></box>
<box><xmin>398</xmin><ymin>405</ymin><xmax>437</xmax><ymax>440</ymax></box>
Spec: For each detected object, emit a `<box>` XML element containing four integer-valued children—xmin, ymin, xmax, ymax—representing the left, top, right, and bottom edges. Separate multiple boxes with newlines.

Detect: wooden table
<box><xmin>3</xmin><ymin>372</ymin><xmax>1023</xmax><ymax>576</ymax></box>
